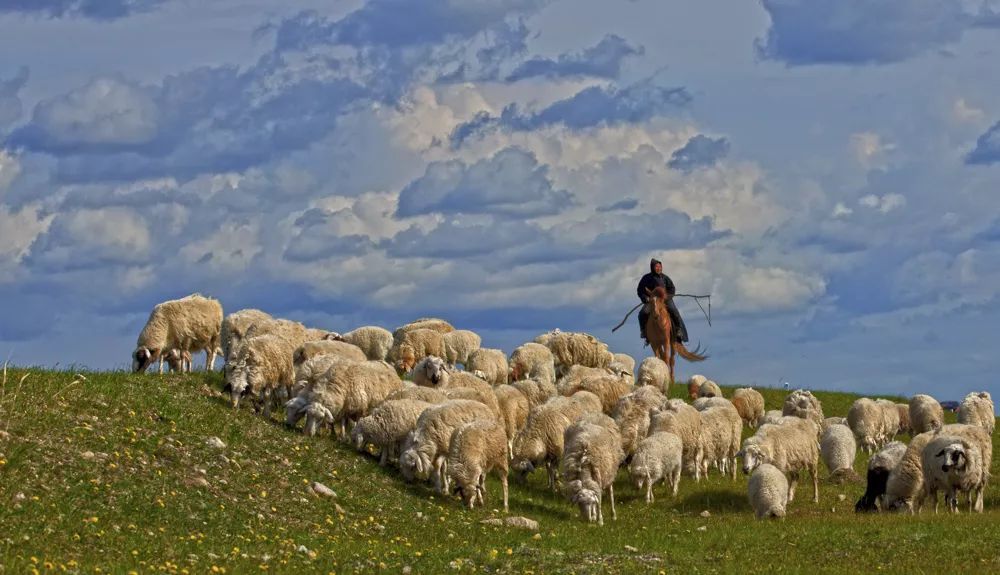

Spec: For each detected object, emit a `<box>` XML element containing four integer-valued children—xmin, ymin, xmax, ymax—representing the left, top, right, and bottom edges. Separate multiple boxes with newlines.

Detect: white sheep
<box><xmin>612</xmin><ymin>353</ymin><xmax>636</xmax><ymax>378</ymax></box>
<box><xmin>637</xmin><ymin>356</ymin><xmax>671</xmax><ymax>394</ymax></box>
<box><xmin>847</xmin><ymin>398</ymin><xmax>898</xmax><ymax>453</ymax></box>
<box><xmin>440</xmin><ymin>370</ymin><xmax>502</xmax><ymax>418</ymax></box>
<box><xmin>909</xmin><ymin>394</ymin><xmax>944</xmax><ymax>435</ymax></box>
<box><xmin>386</xmin><ymin>384</ymin><xmax>449</xmax><ymax>404</ymax></box>
<box><xmin>698</xmin><ymin>379</ymin><xmax>723</xmax><ymax>398</ymax></box>
<box><xmin>328</xmin><ymin>326</ymin><xmax>394</xmax><ymax>361</ymax></box>
<box><xmin>538</xmin><ymin>331</ymin><xmax>614</xmax><ymax>376</ymax></box>
<box><xmin>465</xmin><ymin>348</ymin><xmax>509</xmax><ymax>386</ymax></box>
<box><xmin>293</xmin><ymin>339</ymin><xmax>367</xmax><ymax>366</ymax></box>
<box><xmin>559</xmin><ymin>370</ymin><xmax>633</xmax><ymax>415</ymax></box>
<box><xmin>739</xmin><ymin>423</ymin><xmax>820</xmax><ymax>503</ymax></box>
<box><xmin>509</xmin><ymin>342</ymin><xmax>557</xmax><ymax>387</ymax></box>
<box><xmin>762</xmin><ymin>410</ymin><xmax>784</xmax><ymax>426</ymax></box>
<box><xmin>922</xmin><ymin>431</ymin><xmax>991</xmax><ymax>513</ymax></box>
<box><xmin>409</xmin><ymin>355</ymin><xmax>450</xmax><ymax>387</ymax></box>
<box><xmin>399</xmin><ymin>399</ymin><xmax>496</xmax><ymax>493</ymax></box>
<box><xmin>560</xmin><ymin>420</ymin><xmax>625</xmax><ymax>525</ymax></box>
<box><xmin>748</xmin><ymin>463</ymin><xmax>789</xmax><ymax>520</ymax></box>
<box><xmin>133</xmin><ymin>294</ymin><xmax>223</xmax><ymax>374</ymax></box>
<box><xmin>442</xmin><ymin>329</ymin><xmax>482</xmax><ymax>368</ymax></box>
<box><xmin>957</xmin><ymin>392</ymin><xmax>995</xmax><ymax>435</ymax></box>
<box><xmin>686</xmin><ymin>374</ymin><xmax>708</xmax><ymax>400</ymax></box>
<box><xmin>220</xmin><ymin>308</ymin><xmax>272</xmax><ymax>365</ymax></box>
<box><xmin>782</xmin><ymin>389</ymin><xmax>825</xmax><ymax>430</ymax></box>
<box><xmin>895</xmin><ymin>403</ymin><xmax>911</xmax><ymax>435</ymax></box>
<box><xmin>649</xmin><ymin>399</ymin><xmax>703</xmax><ymax>479</ymax></box>
<box><xmin>226</xmin><ymin>332</ymin><xmax>296</xmax><ymax>418</ymax></box>
<box><xmin>820</xmin><ymin>423</ymin><xmax>859</xmax><ymax>483</ymax></box>
<box><xmin>494</xmin><ymin>384</ymin><xmax>530</xmax><ymax>454</ymax></box>
<box><xmin>350</xmin><ymin>399</ymin><xmax>434</xmax><ymax>466</ymax></box>
<box><xmin>447</xmin><ymin>420</ymin><xmax>510</xmax><ymax>512</ymax></box>
<box><xmin>297</xmin><ymin>359</ymin><xmax>403</xmax><ymax>439</ymax></box>
<box><xmin>510</xmin><ymin>392</ymin><xmax>603</xmax><ymax>489</ymax></box>
<box><xmin>612</xmin><ymin>386</ymin><xmax>666</xmax><ymax>458</ymax></box>
<box><xmin>392</xmin><ymin>318</ymin><xmax>455</xmax><ymax>342</ymax></box>
<box><xmin>732</xmin><ymin>388</ymin><xmax>765</xmax><ymax>428</ymax></box>
<box><xmin>883</xmin><ymin>431</ymin><xmax>937</xmax><ymax>513</ymax></box>
<box><xmin>855</xmin><ymin>441</ymin><xmax>907</xmax><ymax>512</ymax></box>
<box><xmin>164</xmin><ymin>348</ymin><xmax>193</xmax><ymax>373</ymax></box>
<box><xmin>691</xmin><ymin>396</ymin><xmax>733</xmax><ymax>412</ymax></box>
<box><xmin>629</xmin><ymin>431</ymin><xmax>683</xmax><ymax>502</ymax></box>
<box><xmin>510</xmin><ymin>378</ymin><xmax>558</xmax><ymax>410</ymax></box>
<box><xmin>696</xmin><ymin>404</ymin><xmax>742</xmax><ymax>479</ymax></box>
<box><xmin>389</xmin><ymin>328</ymin><xmax>447</xmax><ymax>375</ymax></box>
<box><xmin>823</xmin><ymin>416</ymin><xmax>848</xmax><ymax>430</ymax></box>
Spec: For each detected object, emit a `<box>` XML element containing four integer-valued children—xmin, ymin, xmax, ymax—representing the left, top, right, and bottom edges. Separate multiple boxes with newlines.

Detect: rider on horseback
<box><xmin>637</xmin><ymin>258</ymin><xmax>688</xmax><ymax>345</ymax></box>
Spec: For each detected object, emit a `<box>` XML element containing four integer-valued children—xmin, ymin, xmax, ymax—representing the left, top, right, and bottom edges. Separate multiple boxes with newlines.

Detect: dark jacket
<box><xmin>637</xmin><ymin>272</ymin><xmax>676</xmax><ymax>303</ymax></box>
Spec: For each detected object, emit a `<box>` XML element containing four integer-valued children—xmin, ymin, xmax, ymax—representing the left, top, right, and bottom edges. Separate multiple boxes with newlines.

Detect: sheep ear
<box><xmin>935</xmin><ymin>449</ymin><xmax>947</xmax><ymax>458</ymax></box>
<box><xmin>736</xmin><ymin>450</ymin><xmax>744</xmax><ymax>458</ymax></box>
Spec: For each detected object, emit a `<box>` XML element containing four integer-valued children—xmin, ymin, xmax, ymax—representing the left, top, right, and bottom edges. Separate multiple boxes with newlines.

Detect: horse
<box><xmin>644</xmin><ymin>286</ymin><xmax>707</xmax><ymax>386</ymax></box>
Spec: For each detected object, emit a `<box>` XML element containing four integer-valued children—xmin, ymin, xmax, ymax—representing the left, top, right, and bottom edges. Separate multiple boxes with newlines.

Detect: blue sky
<box><xmin>1</xmin><ymin>0</ymin><xmax>998</xmax><ymax>403</ymax></box>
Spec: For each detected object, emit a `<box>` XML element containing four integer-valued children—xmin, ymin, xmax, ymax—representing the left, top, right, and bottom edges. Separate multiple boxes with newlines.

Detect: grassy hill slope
<box><xmin>1</xmin><ymin>367</ymin><xmax>998</xmax><ymax>574</ymax></box>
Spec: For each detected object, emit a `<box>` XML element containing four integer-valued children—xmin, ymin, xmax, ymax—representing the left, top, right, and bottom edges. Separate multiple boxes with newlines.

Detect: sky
<box><xmin>0</xmin><ymin>0</ymin><xmax>998</xmax><ymax>403</ymax></box>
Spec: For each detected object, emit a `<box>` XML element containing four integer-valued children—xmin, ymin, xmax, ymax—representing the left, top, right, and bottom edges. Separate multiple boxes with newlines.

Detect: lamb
<box><xmin>465</xmin><ymin>348</ymin><xmax>509</xmax><ymax>386</ymax></box>
<box><xmin>220</xmin><ymin>308</ymin><xmax>272</xmax><ymax>366</ymax></box>
<box><xmin>399</xmin><ymin>399</ymin><xmax>496</xmax><ymax>493</ymax></box>
<box><xmin>442</xmin><ymin>330</ymin><xmax>482</xmax><ymax>368</ymax></box>
<box><xmin>781</xmin><ymin>389</ymin><xmax>825</xmax><ymax>430</ymax></box>
<box><xmin>539</xmin><ymin>331</ymin><xmax>614</xmax><ymax>375</ymax></box>
<box><xmin>293</xmin><ymin>339</ymin><xmax>367</xmax><ymax>366</ymax></box>
<box><xmin>351</xmin><ymin>399</ymin><xmax>433</xmax><ymax>466</ymax></box>
<box><xmin>612</xmin><ymin>386</ymin><xmax>667</xmax><ymax>458</ymax></box>
<box><xmin>649</xmin><ymin>399</ymin><xmax>703</xmax><ymax>479</ymax></box>
<box><xmin>687</xmin><ymin>374</ymin><xmax>708</xmax><ymax>400</ymax></box>
<box><xmin>388</xmin><ymin>328</ymin><xmax>447</xmax><ymax>374</ymax></box>
<box><xmin>820</xmin><ymin>423</ymin><xmax>859</xmax><ymax>483</ymax></box>
<box><xmin>494</xmin><ymin>385</ymin><xmax>530</xmax><ymax>453</ymax></box>
<box><xmin>698</xmin><ymin>379</ymin><xmax>723</xmax><ymax>398</ymax></box>
<box><xmin>227</xmin><ymin>333</ymin><xmax>296</xmax><ymax>418</ymax></box>
<box><xmin>637</xmin><ymin>356</ymin><xmax>671</xmax><ymax>394</ymax></box>
<box><xmin>957</xmin><ymin>392</ymin><xmax>995</xmax><ymax>435</ymax></box>
<box><xmin>297</xmin><ymin>359</ymin><xmax>403</xmax><ymax>439</ymax></box>
<box><xmin>748</xmin><ymin>463</ymin><xmax>789</xmax><ymax>520</ymax></box>
<box><xmin>508</xmin><ymin>343</ymin><xmax>557</xmax><ymax>386</ymax></box>
<box><xmin>327</xmin><ymin>326</ymin><xmax>393</xmax><ymax>361</ymax></box>
<box><xmin>560</xmin><ymin>420</ymin><xmax>625</xmax><ymax>525</ymax></box>
<box><xmin>612</xmin><ymin>353</ymin><xmax>636</xmax><ymax>378</ymax></box>
<box><xmin>164</xmin><ymin>348</ymin><xmax>193</xmax><ymax>373</ymax></box>
<box><xmin>133</xmin><ymin>294</ymin><xmax>223</xmax><ymax>374</ymax></box>
<box><xmin>510</xmin><ymin>378</ymin><xmax>558</xmax><ymax>410</ymax></box>
<box><xmin>847</xmin><ymin>398</ymin><xmax>898</xmax><ymax>453</ymax></box>
<box><xmin>386</xmin><ymin>384</ymin><xmax>449</xmax><ymax>404</ymax></box>
<box><xmin>696</xmin><ymin>404</ymin><xmax>743</xmax><ymax>479</ymax></box>
<box><xmin>738</xmin><ymin>423</ymin><xmax>820</xmax><ymax>503</ymax></box>
<box><xmin>855</xmin><ymin>441</ymin><xmax>907</xmax><ymax>512</ymax></box>
<box><xmin>447</xmin><ymin>420</ymin><xmax>510</xmax><ymax>512</ymax></box>
<box><xmin>510</xmin><ymin>392</ymin><xmax>603</xmax><ymax>489</ymax></box>
<box><xmin>559</xmin><ymin>370</ymin><xmax>633</xmax><ymax>414</ymax></box>
<box><xmin>909</xmin><ymin>394</ymin><xmax>944</xmax><ymax>435</ymax></box>
<box><xmin>922</xmin><ymin>429</ymin><xmax>992</xmax><ymax>513</ymax></box>
<box><xmin>629</xmin><ymin>431</ymin><xmax>683</xmax><ymax>502</ymax></box>
<box><xmin>732</xmin><ymin>388</ymin><xmax>765</xmax><ymax>428</ymax></box>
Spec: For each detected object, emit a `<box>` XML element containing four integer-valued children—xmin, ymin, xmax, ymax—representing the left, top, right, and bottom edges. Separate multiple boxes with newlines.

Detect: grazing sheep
<box><xmin>328</xmin><ymin>326</ymin><xmax>394</xmax><ymax>361</ymax></box>
<box><xmin>782</xmin><ymin>389</ymin><xmax>825</xmax><ymax>430</ymax></box>
<box><xmin>922</xmin><ymin>432</ymin><xmax>990</xmax><ymax>513</ymax></box>
<box><xmin>351</xmin><ymin>399</ymin><xmax>433</xmax><ymax>466</ymax></box>
<box><xmin>399</xmin><ymin>400</ymin><xmax>495</xmax><ymax>493</ymax></box>
<box><xmin>559</xmin><ymin>370</ymin><xmax>633</xmax><ymax>415</ymax></box>
<box><xmin>895</xmin><ymin>403</ymin><xmax>911</xmax><ymax>435</ymax></box>
<box><xmin>386</xmin><ymin>385</ymin><xmax>449</xmax><ymax>404</ymax></box>
<box><xmin>612</xmin><ymin>353</ymin><xmax>636</xmax><ymax>378</ymax></box>
<box><xmin>298</xmin><ymin>359</ymin><xmax>403</xmax><ymax>439</ymax></box>
<box><xmin>697</xmin><ymin>404</ymin><xmax>743</xmax><ymax>479</ymax></box>
<box><xmin>510</xmin><ymin>393</ymin><xmax>603</xmax><ymax>489</ymax></box>
<box><xmin>957</xmin><ymin>392</ymin><xmax>995</xmax><ymax>435</ymax></box>
<box><xmin>649</xmin><ymin>399</ymin><xmax>703</xmax><ymax>479</ymax></box>
<box><xmin>509</xmin><ymin>343</ymin><xmax>557</xmax><ymax>386</ymax></box>
<box><xmin>909</xmin><ymin>394</ymin><xmax>945</xmax><ymax>435</ymax></box>
<box><xmin>613</xmin><ymin>386</ymin><xmax>667</xmax><ymax>458</ymax></box>
<box><xmin>465</xmin><ymin>348</ymin><xmax>509</xmax><ymax>386</ymax></box>
<box><xmin>494</xmin><ymin>385</ymin><xmax>530</xmax><ymax>453</ymax></box>
<box><xmin>855</xmin><ymin>441</ymin><xmax>907</xmax><ymax>512</ymax></box>
<box><xmin>762</xmin><ymin>410</ymin><xmax>784</xmax><ymax>426</ymax></box>
<box><xmin>227</xmin><ymin>333</ymin><xmax>296</xmax><ymax>418</ymax></box>
<box><xmin>698</xmin><ymin>380</ymin><xmax>723</xmax><ymax>398</ymax></box>
<box><xmin>691</xmin><ymin>396</ymin><xmax>733</xmax><ymax>411</ymax></box>
<box><xmin>732</xmin><ymin>388</ymin><xmax>765</xmax><ymax>428</ymax></box>
<box><xmin>389</xmin><ymin>328</ymin><xmax>447</xmax><ymax>375</ymax></box>
<box><xmin>293</xmin><ymin>339</ymin><xmax>367</xmax><ymax>366</ymax></box>
<box><xmin>220</xmin><ymin>308</ymin><xmax>272</xmax><ymax>366</ymax></box>
<box><xmin>164</xmin><ymin>348</ymin><xmax>193</xmax><ymax>373</ymax></box>
<box><xmin>442</xmin><ymin>330</ymin><xmax>482</xmax><ymax>368</ymax></box>
<box><xmin>820</xmin><ymin>423</ymin><xmax>859</xmax><ymax>483</ymax></box>
<box><xmin>823</xmin><ymin>416</ymin><xmax>848</xmax><ymax>430</ymax></box>
<box><xmin>539</xmin><ymin>331</ymin><xmax>614</xmax><ymax>375</ymax></box>
<box><xmin>687</xmin><ymin>374</ymin><xmax>708</xmax><ymax>400</ymax></box>
<box><xmin>748</xmin><ymin>463</ymin><xmax>789</xmax><ymax>520</ymax></box>
<box><xmin>637</xmin><ymin>356</ymin><xmax>671</xmax><ymax>394</ymax></box>
<box><xmin>847</xmin><ymin>398</ymin><xmax>898</xmax><ymax>453</ymax></box>
<box><xmin>133</xmin><ymin>294</ymin><xmax>223</xmax><ymax>374</ymax></box>
<box><xmin>739</xmin><ymin>423</ymin><xmax>820</xmax><ymax>503</ymax></box>
<box><xmin>447</xmin><ymin>420</ymin><xmax>510</xmax><ymax>512</ymax></box>
<box><xmin>556</xmin><ymin>364</ymin><xmax>617</xmax><ymax>394</ymax></box>
<box><xmin>560</xmin><ymin>420</ymin><xmax>625</xmax><ymax>525</ymax></box>
<box><xmin>441</xmin><ymin>370</ymin><xmax>502</xmax><ymax>417</ymax></box>
<box><xmin>883</xmin><ymin>431</ymin><xmax>937</xmax><ymax>513</ymax></box>
<box><xmin>510</xmin><ymin>378</ymin><xmax>558</xmax><ymax>410</ymax></box>
<box><xmin>629</xmin><ymin>432</ymin><xmax>683</xmax><ymax>502</ymax></box>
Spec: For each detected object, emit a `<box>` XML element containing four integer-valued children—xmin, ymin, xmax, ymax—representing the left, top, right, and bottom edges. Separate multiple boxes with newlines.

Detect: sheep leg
<box><xmin>787</xmin><ymin>472</ymin><xmax>798</xmax><ymax>502</ymax></box>
<box><xmin>158</xmin><ymin>357</ymin><xmax>165</xmax><ymax>375</ymax></box>
<box><xmin>379</xmin><ymin>450</ymin><xmax>388</xmax><ymax>467</ymax></box>
<box><xmin>261</xmin><ymin>389</ymin><xmax>272</xmax><ymax>420</ymax></box>
<box><xmin>812</xmin><ymin>464</ymin><xmax>819</xmax><ymax>503</ymax></box>
<box><xmin>205</xmin><ymin>349</ymin><xmax>214</xmax><ymax>372</ymax></box>
<box><xmin>501</xmin><ymin>474</ymin><xmax>509</xmax><ymax>513</ymax></box>
<box><xmin>609</xmin><ymin>484</ymin><xmax>617</xmax><ymax>521</ymax></box>
<box><xmin>546</xmin><ymin>461</ymin><xmax>557</xmax><ymax>491</ymax></box>
<box><xmin>477</xmin><ymin>473</ymin><xmax>487</xmax><ymax>507</ymax></box>
<box><xmin>672</xmin><ymin>467</ymin><xmax>681</xmax><ymax>497</ymax></box>
<box><xmin>597</xmin><ymin>494</ymin><xmax>604</xmax><ymax>526</ymax></box>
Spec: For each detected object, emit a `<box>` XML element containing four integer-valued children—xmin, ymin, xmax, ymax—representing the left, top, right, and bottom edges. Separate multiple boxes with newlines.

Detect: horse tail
<box><xmin>673</xmin><ymin>341</ymin><xmax>708</xmax><ymax>362</ymax></box>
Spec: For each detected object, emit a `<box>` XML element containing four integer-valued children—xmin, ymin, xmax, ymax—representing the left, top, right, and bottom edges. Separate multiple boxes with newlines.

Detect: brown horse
<box><xmin>644</xmin><ymin>286</ymin><xmax>707</xmax><ymax>385</ymax></box>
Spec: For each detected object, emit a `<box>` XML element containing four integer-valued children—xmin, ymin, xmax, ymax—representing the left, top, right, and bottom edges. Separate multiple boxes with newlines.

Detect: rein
<box><xmin>610</xmin><ymin>293</ymin><xmax>712</xmax><ymax>333</ymax></box>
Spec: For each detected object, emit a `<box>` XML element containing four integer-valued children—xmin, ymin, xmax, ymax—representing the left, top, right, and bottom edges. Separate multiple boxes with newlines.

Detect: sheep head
<box><xmin>304</xmin><ymin>403</ymin><xmax>334</xmax><ymax>437</ymax></box>
<box><xmin>936</xmin><ymin>443</ymin><xmax>968</xmax><ymax>473</ymax></box>
<box><xmin>413</xmin><ymin>355</ymin><xmax>448</xmax><ymax>386</ymax></box>
<box><xmin>284</xmin><ymin>396</ymin><xmax>310</xmax><ymax>428</ymax></box>
<box><xmin>132</xmin><ymin>347</ymin><xmax>158</xmax><ymax>373</ymax></box>
<box><xmin>567</xmin><ymin>479</ymin><xmax>601</xmax><ymax>522</ymax></box>
<box><xmin>738</xmin><ymin>443</ymin><xmax>766</xmax><ymax>475</ymax></box>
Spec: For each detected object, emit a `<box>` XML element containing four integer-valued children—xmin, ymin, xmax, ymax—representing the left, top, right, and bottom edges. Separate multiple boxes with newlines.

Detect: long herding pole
<box><xmin>611</xmin><ymin>294</ymin><xmax>712</xmax><ymax>333</ymax></box>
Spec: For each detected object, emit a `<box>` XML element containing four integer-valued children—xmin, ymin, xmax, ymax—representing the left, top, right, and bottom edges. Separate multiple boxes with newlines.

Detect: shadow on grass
<box><xmin>675</xmin><ymin>488</ymin><xmax>747</xmax><ymax>514</ymax></box>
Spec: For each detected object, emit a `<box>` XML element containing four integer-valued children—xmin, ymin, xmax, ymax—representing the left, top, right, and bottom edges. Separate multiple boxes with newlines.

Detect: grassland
<box><xmin>1</xmin><ymin>366</ymin><xmax>998</xmax><ymax>574</ymax></box>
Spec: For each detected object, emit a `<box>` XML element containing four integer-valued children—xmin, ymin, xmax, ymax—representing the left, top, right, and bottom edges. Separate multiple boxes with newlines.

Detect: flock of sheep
<box><xmin>131</xmin><ymin>293</ymin><xmax>996</xmax><ymax>523</ymax></box>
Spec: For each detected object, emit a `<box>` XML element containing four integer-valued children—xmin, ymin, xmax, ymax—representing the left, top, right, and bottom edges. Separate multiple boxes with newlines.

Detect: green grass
<box><xmin>1</xmin><ymin>367</ymin><xmax>998</xmax><ymax>574</ymax></box>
